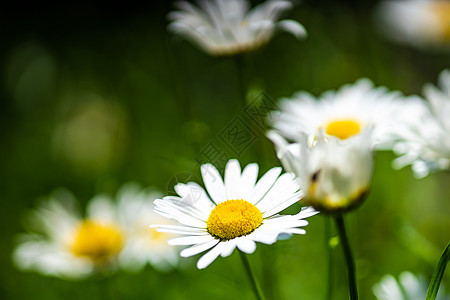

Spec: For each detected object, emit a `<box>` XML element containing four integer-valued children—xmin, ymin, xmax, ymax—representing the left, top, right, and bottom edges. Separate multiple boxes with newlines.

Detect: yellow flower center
<box><xmin>206</xmin><ymin>200</ymin><xmax>263</xmax><ymax>241</ymax></box>
<box><xmin>70</xmin><ymin>220</ymin><xmax>124</xmax><ymax>263</ymax></box>
<box><xmin>431</xmin><ymin>1</ymin><xmax>450</xmax><ymax>41</ymax></box>
<box><xmin>325</xmin><ymin>119</ymin><xmax>361</xmax><ymax>140</ymax></box>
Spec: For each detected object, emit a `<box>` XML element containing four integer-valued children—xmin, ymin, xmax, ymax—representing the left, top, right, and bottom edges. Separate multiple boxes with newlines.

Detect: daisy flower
<box><xmin>167</xmin><ymin>0</ymin><xmax>306</xmax><ymax>56</ymax></box>
<box><xmin>267</xmin><ymin>129</ymin><xmax>373</xmax><ymax>213</ymax></box>
<box><xmin>270</xmin><ymin>79</ymin><xmax>402</xmax><ymax>148</ymax></box>
<box><xmin>391</xmin><ymin>69</ymin><xmax>450</xmax><ymax>178</ymax></box>
<box><xmin>152</xmin><ymin>159</ymin><xmax>318</xmax><ymax>269</ymax></box>
<box><xmin>375</xmin><ymin>0</ymin><xmax>450</xmax><ymax>50</ymax></box>
<box><xmin>13</xmin><ymin>183</ymin><xmax>178</xmax><ymax>279</ymax></box>
<box><xmin>373</xmin><ymin>271</ymin><xmax>449</xmax><ymax>300</ymax></box>
<box><xmin>114</xmin><ymin>183</ymin><xmax>179</xmax><ymax>272</ymax></box>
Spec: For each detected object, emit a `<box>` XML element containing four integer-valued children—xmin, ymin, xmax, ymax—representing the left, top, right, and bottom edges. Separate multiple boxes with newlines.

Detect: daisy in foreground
<box><xmin>13</xmin><ymin>183</ymin><xmax>178</xmax><ymax>279</ymax></box>
<box><xmin>152</xmin><ymin>159</ymin><xmax>318</xmax><ymax>270</ymax></box>
<box><xmin>168</xmin><ymin>0</ymin><xmax>306</xmax><ymax>56</ymax></box>
<box><xmin>270</xmin><ymin>78</ymin><xmax>402</xmax><ymax>148</ymax></box>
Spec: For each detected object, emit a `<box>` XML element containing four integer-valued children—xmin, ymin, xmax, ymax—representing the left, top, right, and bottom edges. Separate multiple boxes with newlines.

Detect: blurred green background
<box><xmin>1</xmin><ymin>1</ymin><xmax>449</xmax><ymax>299</ymax></box>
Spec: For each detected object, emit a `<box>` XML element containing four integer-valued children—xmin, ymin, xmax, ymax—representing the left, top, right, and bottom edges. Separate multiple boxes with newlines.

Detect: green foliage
<box><xmin>0</xmin><ymin>1</ymin><xmax>449</xmax><ymax>299</ymax></box>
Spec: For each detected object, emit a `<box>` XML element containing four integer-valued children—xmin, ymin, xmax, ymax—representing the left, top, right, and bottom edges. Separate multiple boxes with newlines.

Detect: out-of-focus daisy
<box><xmin>152</xmin><ymin>159</ymin><xmax>318</xmax><ymax>269</ymax></box>
<box><xmin>391</xmin><ymin>69</ymin><xmax>450</xmax><ymax>178</ymax></box>
<box><xmin>375</xmin><ymin>0</ymin><xmax>450</xmax><ymax>50</ymax></box>
<box><xmin>270</xmin><ymin>79</ymin><xmax>402</xmax><ymax>148</ymax></box>
<box><xmin>268</xmin><ymin>129</ymin><xmax>373</xmax><ymax>213</ymax></box>
<box><xmin>13</xmin><ymin>189</ymin><xmax>122</xmax><ymax>279</ymax></box>
<box><xmin>114</xmin><ymin>183</ymin><xmax>179</xmax><ymax>272</ymax></box>
<box><xmin>13</xmin><ymin>183</ymin><xmax>178</xmax><ymax>279</ymax></box>
<box><xmin>373</xmin><ymin>271</ymin><xmax>448</xmax><ymax>300</ymax></box>
<box><xmin>168</xmin><ymin>0</ymin><xmax>306</xmax><ymax>56</ymax></box>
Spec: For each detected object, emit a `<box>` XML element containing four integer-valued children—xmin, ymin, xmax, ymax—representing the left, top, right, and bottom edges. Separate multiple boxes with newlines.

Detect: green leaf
<box><xmin>426</xmin><ymin>242</ymin><xmax>450</xmax><ymax>300</ymax></box>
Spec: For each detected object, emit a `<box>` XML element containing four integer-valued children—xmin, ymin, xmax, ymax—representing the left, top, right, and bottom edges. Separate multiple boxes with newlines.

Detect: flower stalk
<box><xmin>334</xmin><ymin>215</ymin><xmax>358</xmax><ymax>300</ymax></box>
<box><xmin>239</xmin><ymin>250</ymin><xmax>266</xmax><ymax>300</ymax></box>
<box><xmin>325</xmin><ymin>216</ymin><xmax>334</xmax><ymax>300</ymax></box>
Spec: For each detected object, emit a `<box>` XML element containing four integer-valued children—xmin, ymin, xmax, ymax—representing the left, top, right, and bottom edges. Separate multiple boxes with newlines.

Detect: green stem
<box><xmin>261</xmin><ymin>246</ymin><xmax>276</xmax><ymax>300</ymax></box>
<box><xmin>334</xmin><ymin>215</ymin><xmax>358</xmax><ymax>300</ymax></box>
<box><xmin>426</xmin><ymin>242</ymin><xmax>450</xmax><ymax>300</ymax></box>
<box><xmin>239</xmin><ymin>250</ymin><xmax>266</xmax><ymax>300</ymax></box>
<box><xmin>325</xmin><ymin>216</ymin><xmax>333</xmax><ymax>300</ymax></box>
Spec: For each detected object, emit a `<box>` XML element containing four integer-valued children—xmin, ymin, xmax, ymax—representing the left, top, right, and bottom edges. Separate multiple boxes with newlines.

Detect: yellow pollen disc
<box><xmin>206</xmin><ymin>200</ymin><xmax>263</xmax><ymax>241</ymax></box>
<box><xmin>70</xmin><ymin>220</ymin><xmax>124</xmax><ymax>263</ymax></box>
<box><xmin>325</xmin><ymin>119</ymin><xmax>361</xmax><ymax>140</ymax></box>
<box><xmin>431</xmin><ymin>1</ymin><xmax>450</xmax><ymax>41</ymax></box>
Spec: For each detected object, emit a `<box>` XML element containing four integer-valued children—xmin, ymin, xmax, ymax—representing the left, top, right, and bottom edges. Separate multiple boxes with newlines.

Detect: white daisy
<box><xmin>152</xmin><ymin>159</ymin><xmax>318</xmax><ymax>269</ymax></box>
<box><xmin>391</xmin><ymin>69</ymin><xmax>450</xmax><ymax>178</ymax></box>
<box><xmin>373</xmin><ymin>271</ymin><xmax>449</xmax><ymax>300</ymax></box>
<box><xmin>13</xmin><ymin>183</ymin><xmax>178</xmax><ymax>279</ymax></box>
<box><xmin>270</xmin><ymin>79</ymin><xmax>402</xmax><ymax>148</ymax></box>
<box><xmin>116</xmin><ymin>183</ymin><xmax>179</xmax><ymax>272</ymax></box>
<box><xmin>268</xmin><ymin>129</ymin><xmax>373</xmax><ymax>213</ymax></box>
<box><xmin>375</xmin><ymin>0</ymin><xmax>450</xmax><ymax>50</ymax></box>
<box><xmin>167</xmin><ymin>0</ymin><xmax>306</xmax><ymax>56</ymax></box>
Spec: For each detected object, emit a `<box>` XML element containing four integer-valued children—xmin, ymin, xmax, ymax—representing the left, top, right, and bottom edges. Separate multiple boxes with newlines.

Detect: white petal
<box><xmin>153</xmin><ymin>199</ymin><xmax>207</xmax><ymax>228</ymax></box>
<box><xmin>168</xmin><ymin>235</ymin><xmax>215</xmax><ymax>246</ymax></box>
<box><xmin>197</xmin><ymin>242</ymin><xmax>226</xmax><ymax>269</ymax></box>
<box><xmin>155</xmin><ymin>228</ymin><xmax>208</xmax><ymax>235</ymax></box>
<box><xmin>152</xmin><ymin>224</ymin><xmax>207</xmax><ymax>235</ymax></box>
<box><xmin>283</xmin><ymin>228</ymin><xmax>306</xmax><ymax>235</ymax></box>
<box><xmin>297</xmin><ymin>206</ymin><xmax>320</xmax><ymax>219</ymax></box>
<box><xmin>86</xmin><ymin>195</ymin><xmax>117</xmax><ymax>224</ymax></box>
<box><xmin>277</xmin><ymin>20</ymin><xmax>307</xmax><ymax>38</ymax></box>
<box><xmin>219</xmin><ymin>240</ymin><xmax>237</xmax><ymax>257</ymax></box>
<box><xmin>240</xmin><ymin>163</ymin><xmax>259</xmax><ymax>200</ymax></box>
<box><xmin>187</xmin><ymin>182</ymin><xmax>216</xmax><ymax>213</ymax></box>
<box><xmin>263</xmin><ymin>217</ymin><xmax>309</xmax><ymax>228</ymax></box>
<box><xmin>150</xmin><ymin>224</ymin><xmax>204</xmax><ymax>232</ymax></box>
<box><xmin>180</xmin><ymin>239</ymin><xmax>219</xmax><ymax>257</ymax></box>
<box><xmin>262</xmin><ymin>192</ymin><xmax>303</xmax><ymax>218</ymax></box>
<box><xmin>248</xmin><ymin>229</ymin><xmax>278</xmax><ymax>244</ymax></box>
<box><xmin>256</xmin><ymin>172</ymin><xmax>300</xmax><ymax>211</ymax></box>
<box><xmin>236</xmin><ymin>238</ymin><xmax>257</xmax><ymax>254</ymax></box>
<box><xmin>174</xmin><ymin>182</ymin><xmax>214</xmax><ymax>215</ymax></box>
<box><xmin>154</xmin><ymin>197</ymin><xmax>207</xmax><ymax>221</ymax></box>
<box><xmin>248</xmin><ymin>167</ymin><xmax>282</xmax><ymax>203</ymax></box>
<box><xmin>224</xmin><ymin>159</ymin><xmax>242</xmax><ymax>200</ymax></box>
<box><xmin>201</xmin><ymin>164</ymin><xmax>226</xmax><ymax>204</ymax></box>
<box><xmin>13</xmin><ymin>240</ymin><xmax>92</xmax><ymax>278</ymax></box>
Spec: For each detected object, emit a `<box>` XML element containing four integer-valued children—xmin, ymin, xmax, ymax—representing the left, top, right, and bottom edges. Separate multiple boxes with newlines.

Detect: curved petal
<box><xmin>201</xmin><ymin>164</ymin><xmax>226</xmax><ymax>204</ymax></box>
<box><xmin>197</xmin><ymin>242</ymin><xmax>226</xmax><ymax>269</ymax></box>
<box><xmin>180</xmin><ymin>239</ymin><xmax>219</xmax><ymax>258</ymax></box>
<box><xmin>240</xmin><ymin>163</ymin><xmax>259</xmax><ymax>200</ymax></box>
<box><xmin>224</xmin><ymin>159</ymin><xmax>242</xmax><ymax>200</ymax></box>
<box><xmin>256</xmin><ymin>172</ymin><xmax>300</xmax><ymax>212</ymax></box>
<box><xmin>262</xmin><ymin>191</ymin><xmax>304</xmax><ymax>218</ymax></box>
<box><xmin>277</xmin><ymin>20</ymin><xmax>307</xmax><ymax>38</ymax></box>
<box><xmin>174</xmin><ymin>182</ymin><xmax>215</xmax><ymax>214</ymax></box>
<box><xmin>219</xmin><ymin>240</ymin><xmax>237</xmax><ymax>257</ymax></box>
<box><xmin>236</xmin><ymin>238</ymin><xmax>257</xmax><ymax>254</ymax></box>
<box><xmin>169</xmin><ymin>235</ymin><xmax>215</xmax><ymax>246</ymax></box>
<box><xmin>248</xmin><ymin>167</ymin><xmax>282</xmax><ymax>204</ymax></box>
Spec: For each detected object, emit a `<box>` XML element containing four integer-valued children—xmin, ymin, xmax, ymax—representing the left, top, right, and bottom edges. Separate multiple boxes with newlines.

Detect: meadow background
<box><xmin>0</xmin><ymin>1</ymin><xmax>449</xmax><ymax>299</ymax></box>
